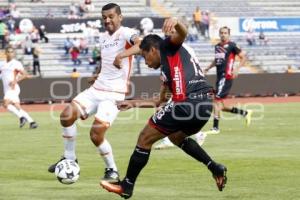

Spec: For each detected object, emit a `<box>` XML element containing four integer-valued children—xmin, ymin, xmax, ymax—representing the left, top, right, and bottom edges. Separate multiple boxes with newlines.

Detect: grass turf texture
<box><xmin>0</xmin><ymin>102</ymin><xmax>300</xmax><ymax>200</ymax></box>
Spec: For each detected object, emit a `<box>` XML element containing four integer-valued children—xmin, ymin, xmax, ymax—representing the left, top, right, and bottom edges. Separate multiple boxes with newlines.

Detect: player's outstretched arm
<box><xmin>116</xmin><ymin>85</ymin><xmax>170</xmax><ymax>111</ymax></box>
<box><xmin>113</xmin><ymin>37</ymin><xmax>142</xmax><ymax>69</ymax></box>
<box><xmin>163</xmin><ymin>17</ymin><xmax>188</xmax><ymax>46</ymax></box>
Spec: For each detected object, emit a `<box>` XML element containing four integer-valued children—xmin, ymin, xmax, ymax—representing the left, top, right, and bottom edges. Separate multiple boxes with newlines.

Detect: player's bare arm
<box><xmin>205</xmin><ymin>60</ymin><xmax>216</xmax><ymax>74</ymax></box>
<box><xmin>233</xmin><ymin>51</ymin><xmax>247</xmax><ymax>78</ymax></box>
<box><xmin>113</xmin><ymin>37</ymin><xmax>142</xmax><ymax>69</ymax></box>
<box><xmin>87</xmin><ymin>62</ymin><xmax>101</xmax><ymax>85</ymax></box>
<box><xmin>9</xmin><ymin>70</ymin><xmax>29</xmax><ymax>89</ymax></box>
<box><xmin>163</xmin><ymin>17</ymin><xmax>188</xmax><ymax>45</ymax></box>
<box><xmin>117</xmin><ymin>84</ymin><xmax>169</xmax><ymax>110</ymax></box>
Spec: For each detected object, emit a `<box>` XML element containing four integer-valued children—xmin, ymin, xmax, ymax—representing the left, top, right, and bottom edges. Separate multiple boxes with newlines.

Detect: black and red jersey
<box><xmin>159</xmin><ymin>38</ymin><xmax>212</xmax><ymax>102</ymax></box>
<box><xmin>214</xmin><ymin>41</ymin><xmax>241</xmax><ymax>80</ymax></box>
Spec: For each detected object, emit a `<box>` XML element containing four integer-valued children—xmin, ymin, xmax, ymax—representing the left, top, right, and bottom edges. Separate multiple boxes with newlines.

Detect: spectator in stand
<box><xmin>38</xmin><ymin>25</ymin><xmax>49</xmax><ymax>43</ymax></box>
<box><xmin>71</xmin><ymin>68</ymin><xmax>80</xmax><ymax>78</ymax></box>
<box><xmin>0</xmin><ymin>19</ymin><xmax>8</xmax><ymax>49</ymax></box>
<box><xmin>71</xmin><ymin>37</ymin><xmax>80</xmax><ymax>49</ymax></box>
<box><xmin>84</xmin><ymin>0</ymin><xmax>94</xmax><ymax>12</ymax></box>
<box><xmin>0</xmin><ymin>6</ymin><xmax>10</xmax><ymax>18</ymax></box>
<box><xmin>32</xmin><ymin>45</ymin><xmax>41</xmax><ymax>76</ymax></box>
<box><xmin>30</xmin><ymin>27</ymin><xmax>39</xmax><ymax>43</ymax></box>
<box><xmin>68</xmin><ymin>2</ymin><xmax>79</xmax><ymax>19</ymax></box>
<box><xmin>286</xmin><ymin>65</ymin><xmax>295</xmax><ymax>74</ymax></box>
<box><xmin>246</xmin><ymin>28</ymin><xmax>255</xmax><ymax>46</ymax></box>
<box><xmin>9</xmin><ymin>5</ymin><xmax>20</xmax><ymax>18</ymax></box>
<box><xmin>70</xmin><ymin>47</ymin><xmax>81</xmax><ymax>65</ymax></box>
<box><xmin>202</xmin><ymin>10</ymin><xmax>210</xmax><ymax>38</ymax></box>
<box><xmin>23</xmin><ymin>36</ymin><xmax>33</xmax><ymax>55</ymax></box>
<box><xmin>79</xmin><ymin>37</ymin><xmax>88</xmax><ymax>54</ymax></box>
<box><xmin>46</xmin><ymin>8</ymin><xmax>54</xmax><ymax>18</ymax></box>
<box><xmin>83</xmin><ymin>24</ymin><xmax>94</xmax><ymax>44</ymax></box>
<box><xmin>258</xmin><ymin>26</ymin><xmax>268</xmax><ymax>46</ymax></box>
<box><xmin>63</xmin><ymin>37</ymin><xmax>72</xmax><ymax>55</ymax></box>
<box><xmin>89</xmin><ymin>46</ymin><xmax>100</xmax><ymax>65</ymax></box>
<box><xmin>193</xmin><ymin>6</ymin><xmax>203</xmax><ymax>36</ymax></box>
<box><xmin>187</xmin><ymin>22</ymin><xmax>198</xmax><ymax>42</ymax></box>
<box><xmin>6</xmin><ymin>15</ymin><xmax>16</xmax><ymax>34</ymax></box>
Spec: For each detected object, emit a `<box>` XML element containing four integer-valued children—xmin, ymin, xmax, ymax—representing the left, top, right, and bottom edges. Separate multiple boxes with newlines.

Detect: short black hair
<box><xmin>102</xmin><ymin>3</ymin><xmax>121</xmax><ymax>15</ymax></box>
<box><xmin>219</xmin><ymin>26</ymin><xmax>231</xmax><ymax>35</ymax></box>
<box><xmin>139</xmin><ymin>34</ymin><xmax>163</xmax><ymax>52</ymax></box>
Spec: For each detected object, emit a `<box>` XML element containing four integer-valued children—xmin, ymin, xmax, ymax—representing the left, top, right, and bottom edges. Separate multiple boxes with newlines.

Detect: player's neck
<box><xmin>221</xmin><ymin>40</ymin><xmax>229</xmax><ymax>45</ymax></box>
<box><xmin>108</xmin><ymin>25</ymin><xmax>121</xmax><ymax>35</ymax></box>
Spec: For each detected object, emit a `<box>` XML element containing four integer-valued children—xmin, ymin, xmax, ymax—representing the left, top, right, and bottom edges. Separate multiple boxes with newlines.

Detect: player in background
<box><xmin>100</xmin><ymin>17</ymin><xmax>227</xmax><ymax>199</ymax></box>
<box><xmin>0</xmin><ymin>46</ymin><xmax>38</xmax><ymax>129</ymax></box>
<box><xmin>195</xmin><ymin>26</ymin><xmax>252</xmax><ymax>144</ymax></box>
<box><xmin>48</xmin><ymin>3</ymin><xmax>141</xmax><ymax>184</ymax></box>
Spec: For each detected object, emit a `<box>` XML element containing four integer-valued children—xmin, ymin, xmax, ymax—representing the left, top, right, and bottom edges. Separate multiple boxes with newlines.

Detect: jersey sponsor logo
<box><xmin>188</xmin><ymin>79</ymin><xmax>204</xmax><ymax>84</ymax></box>
<box><xmin>215</xmin><ymin>52</ymin><xmax>225</xmax><ymax>59</ymax></box>
<box><xmin>173</xmin><ymin>66</ymin><xmax>182</xmax><ymax>95</ymax></box>
<box><xmin>102</xmin><ymin>40</ymin><xmax>119</xmax><ymax>49</ymax></box>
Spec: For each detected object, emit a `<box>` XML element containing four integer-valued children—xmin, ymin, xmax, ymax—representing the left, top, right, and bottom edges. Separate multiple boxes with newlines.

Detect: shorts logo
<box><xmin>152</xmin><ymin>101</ymin><xmax>174</xmax><ymax>122</ymax></box>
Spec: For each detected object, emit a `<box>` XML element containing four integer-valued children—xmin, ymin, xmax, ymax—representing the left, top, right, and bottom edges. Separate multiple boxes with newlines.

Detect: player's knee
<box><xmin>89</xmin><ymin>120</ymin><xmax>109</xmax><ymax>146</ymax></box>
<box><xmin>90</xmin><ymin>128</ymin><xmax>105</xmax><ymax>146</ymax></box>
<box><xmin>137</xmin><ymin>130</ymin><xmax>155</xmax><ymax>148</ymax></box>
<box><xmin>3</xmin><ymin>103</ymin><xmax>8</xmax><ymax>109</ymax></box>
<box><xmin>60</xmin><ymin>109</ymin><xmax>76</xmax><ymax>127</ymax></box>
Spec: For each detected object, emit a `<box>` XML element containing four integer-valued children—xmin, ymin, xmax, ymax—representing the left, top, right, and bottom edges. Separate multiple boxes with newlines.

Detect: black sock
<box><xmin>124</xmin><ymin>146</ymin><xmax>151</xmax><ymax>186</ymax></box>
<box><xmin>213</xmin><ymin>117</ymin><xmax>219</xmax><ymax>129</ymax></box>
<box><xmin>231</xmin><ymin>107</ymin><xmax>247</xmax><ymax>117</ymax></box>
<box><xmin>179</xmin><ymin>138</ymin><xmax>212</xmax><ymax>166</ymax></box>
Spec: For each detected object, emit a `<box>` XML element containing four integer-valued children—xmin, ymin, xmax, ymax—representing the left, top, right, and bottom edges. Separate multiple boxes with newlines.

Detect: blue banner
<box><xmin>239</xmin><ymin>18</ymin><xmax>300</xmax><ymax>32</ymax></box>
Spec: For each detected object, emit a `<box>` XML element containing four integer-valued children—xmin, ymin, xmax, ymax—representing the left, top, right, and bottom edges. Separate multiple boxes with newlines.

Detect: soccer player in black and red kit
<box><xmin>198</xmin><ymin>26</ymin><xmax>252</xmax><ymax>137</ymax></box>
<box><xmin>100</xmin><ymin>17</ymin><xmax>227</xmax><ymax>199</ymax></box>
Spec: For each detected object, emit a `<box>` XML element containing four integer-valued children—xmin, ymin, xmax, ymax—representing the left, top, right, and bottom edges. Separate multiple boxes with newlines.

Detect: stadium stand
<box><xmin>0</xmin><ymin>0</ymin><xmax>159</xmax><ymax>18</ymax></box>
<box><xmin>0</xmin><ymin>0</ymin><xmax>299</xmax><ymax>77</ymax></box>
<box><xmin>164</xmin><ymin>0</ymin><xmax>300</xmax><ymax>74</ymax></box>
<box><xmin>165</xmin><ymin>0</ymin><xmax>300</xmax><ymax>17</ymax></box>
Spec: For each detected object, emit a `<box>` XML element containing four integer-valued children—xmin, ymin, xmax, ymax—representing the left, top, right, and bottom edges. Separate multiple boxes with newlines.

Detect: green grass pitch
<box><xmin>0</xmin><ymin>102</ymin><xmax>300</xmax><ymax>200</ymax></box>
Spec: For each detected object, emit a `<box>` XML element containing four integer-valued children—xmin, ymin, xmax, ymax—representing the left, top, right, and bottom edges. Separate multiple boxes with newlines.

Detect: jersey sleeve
<box><xmin>162</xmin><ymin>37</ymin><xmax>182</xmax><ymax>55</ymax></box>
<box><xmin>122</xmin><ymin>27</ymin><xmax>139</xmax><ymax>45</ymax></box>
<box><xmin>14</xmin><ymin>61</ymin><xmax>24</xmax><ymax>72</ymax></box>
<box><xmin>232</xmin><ymin>42</ymin><xmax>242</xmax><ymax>55</ymax></box>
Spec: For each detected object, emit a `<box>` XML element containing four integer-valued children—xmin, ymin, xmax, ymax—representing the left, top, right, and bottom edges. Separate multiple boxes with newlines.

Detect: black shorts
<box><xmin>215</xmin><ymin>77</ymin><xmax>233</xmax><ymax>100</ymax></box>
<box><xmin>148</xmin><ymin>96</ymin><xmax>213</xmax><ymax>136</ymax></box>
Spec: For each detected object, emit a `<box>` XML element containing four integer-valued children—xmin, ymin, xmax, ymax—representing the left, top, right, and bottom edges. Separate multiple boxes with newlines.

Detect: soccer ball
<box><xmin>55</xmin><ymin>159</ymin><xmax>80</xmax><ymax>184</ymax></box>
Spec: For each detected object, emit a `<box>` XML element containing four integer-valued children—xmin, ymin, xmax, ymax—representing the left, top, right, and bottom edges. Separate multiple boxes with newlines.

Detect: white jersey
<box><xmin>93</xmin><ymin>26</ymin><xmax>138</xmax><ymax>93</ymax></box>
<box><xmin>0</xmin><ymin>59</ymin><xmax>24</xmax><ymax>94</ymax></box>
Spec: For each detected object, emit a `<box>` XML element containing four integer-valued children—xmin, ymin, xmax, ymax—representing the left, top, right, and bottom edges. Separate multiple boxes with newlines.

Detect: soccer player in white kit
<box><xmin>48</xmin><ymin>3</ymin><xmax>141</xmax><ymax>183</ymax></box>
<box><xmin>0</xmin><ymin>47</ymin><xmax>38</xmax><ymax>129</ymax></box>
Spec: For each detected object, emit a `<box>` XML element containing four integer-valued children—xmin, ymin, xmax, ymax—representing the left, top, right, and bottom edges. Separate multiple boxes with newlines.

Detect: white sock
<box><xmin>62</xmin><ymin>124</ymin><xmax>77</xmax><ymax>160</ymax></box>
<box><xmin>98</xmin><ymin>139</ymin><xmax>117</xmax><ymax>171</ymax></box>
<box><xmin>19</xmin><ymin>109</ymin><xmax>34</xmax><ymax>123</ymax></box>
<box><xmin>7</xmin><ymin>104</ymin><xmax>23</xmax><ymax>118</ymax></box>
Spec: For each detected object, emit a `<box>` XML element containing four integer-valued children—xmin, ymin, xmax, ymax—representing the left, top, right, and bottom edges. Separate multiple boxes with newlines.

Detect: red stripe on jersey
<box><xmin>167</xmin><ymin>52</ymin><xmax>186</xmax><ymax>102</ymax></box>
<box><xmin>125</xmin><ymin>41</ymin><xmax>133</xmax><ymax>94</ymax></box>
<box><xmin>225</xmin><ymin>52</ymin><xmax>235</xmax><ymax>80</ymax></box>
